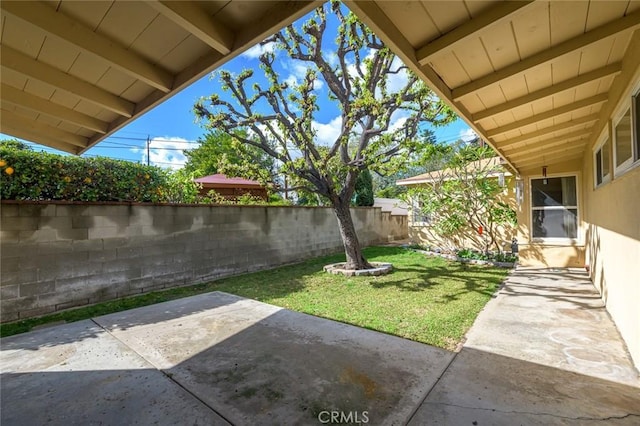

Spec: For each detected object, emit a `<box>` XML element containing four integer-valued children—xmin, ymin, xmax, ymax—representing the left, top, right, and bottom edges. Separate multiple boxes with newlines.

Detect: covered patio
<box><xmin>1</xmin><ymin>0</ymin><xmax>638</xmax><ymax>374</ymax></box>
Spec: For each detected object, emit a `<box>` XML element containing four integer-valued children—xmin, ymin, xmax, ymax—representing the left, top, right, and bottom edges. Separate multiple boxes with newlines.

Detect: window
<box><xmin>593</xmin><ymin>130</ymin><xmax>611</xmax><ymax>187</ymax></box>
<box><xmin>530</xmin><ymin>176</ymin><xmax>578</xmax><ymax>240</ymax></box>
<box><xmin>411</xmin><ymin>199</ymin><xmax>431</xmax><ymax>224</ymax></box>
<box><xmin>614</xmin><ymin>107</ymin><xmax>632</xmax><ymax>172</ymax></box>
<box><xmin>613</xmin><ymin>85</ymin><xmax>640</xmax><ymax>176</ymax></box>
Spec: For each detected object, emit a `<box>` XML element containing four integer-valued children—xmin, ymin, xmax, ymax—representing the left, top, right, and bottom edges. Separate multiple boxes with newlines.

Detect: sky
<box><xmin>2</xmin><ymin>5</ymin><xmax>476</xmax><ymax>170</ymax></box>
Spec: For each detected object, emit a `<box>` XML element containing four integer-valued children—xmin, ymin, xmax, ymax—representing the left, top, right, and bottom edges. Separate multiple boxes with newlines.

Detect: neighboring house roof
<box><xmin>194</xmin><ymin>174</ymin><xmax>264</xmax><ymax>189</ymax></box>
<box><xmin>396</xmin><ymin>157</ymin><xmax>511</xmax><ymax>186</ymax></box>
<box><xmin>373</xmin><ymin>197</ymin><xmax>409</xmax><ymax>216</ymax></box>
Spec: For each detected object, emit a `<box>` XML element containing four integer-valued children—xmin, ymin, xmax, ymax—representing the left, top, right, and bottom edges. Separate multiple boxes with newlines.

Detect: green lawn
<box><xmin>0</xmin><ymin>246</ymin><xmax>509</xmax><ymax>350</ymax></box>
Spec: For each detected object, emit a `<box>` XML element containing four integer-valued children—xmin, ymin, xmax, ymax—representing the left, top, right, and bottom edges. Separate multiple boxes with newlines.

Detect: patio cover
<box><xmin>1</xmin><ymin>1</ymin><xmax>639</xmax><ymax>173</ymax></box>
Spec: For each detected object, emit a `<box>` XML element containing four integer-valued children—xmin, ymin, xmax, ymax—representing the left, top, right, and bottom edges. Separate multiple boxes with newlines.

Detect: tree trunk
<box><xmin>332</xmin><ymin>198</ymin><xmax>372</xmax><ymax>270</ymax></box>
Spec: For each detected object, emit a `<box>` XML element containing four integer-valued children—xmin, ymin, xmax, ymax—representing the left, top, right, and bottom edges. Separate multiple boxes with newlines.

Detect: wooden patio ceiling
<box><xmin>346</xmin><ymin>0</ymin><xmax>640</xmax><ymax>173</ymax></box>
<box><xmin>1</xmin><ymin>1</ymin><xmax>639</xmax><ymax>174</ymax></box>
<box><xmin>0</xmin><ymin>0</ymin><xmax>319</xmax><ymax>154</ymax></box>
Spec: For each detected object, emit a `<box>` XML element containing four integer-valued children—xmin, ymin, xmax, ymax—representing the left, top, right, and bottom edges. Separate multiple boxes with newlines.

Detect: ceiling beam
<box><xmin>147</xmin><ymin>0</ymin><xmax>234</xmax><ymax>55</ymax></box>
<box><xmin>1</xmin><ymin>84</ymin><xmax>108</xmax><ymax>134</ymax></box>
<box><xmin>82</xmin><ymin>0</ymin><xmax>320</xmax><ymax>154</ymax></box>
<box><xmin>497</xmin><ymin>114</ymin><xmax>599</xmax><ymax>148</ymax></box>
<box><xmin>1</xmin><ymin>1</ymin><xmax>173</xmax><ymax>93</ymax></box>
<box><xmin>486</xmin><ymin>93</ymin><xmax>608</xmax><ymax>138</ymax></box>
<box><xmin>1</xmin><ymin>109</ymin><xmax>89</xmax><ymax>148</ymax></box>
<box><xmin>0</xmin><ymin>124</ymin><xmax>81</xmax><ymax>154</ymax></box>
<box><xmin>416</xmin><ymin>1</ymin><xmax>534</xmax><ymax>66</ymax></box>
<box><xmin>452</xmin><ymin>9</ymin><xmax>640</xmax><ymax>100</ymax></box>
<box><xmin>1</xmin><ymin>46</ymin><xmax>135</xmax><ymax>117</ymax></box>
<box><xmin>515</xmin><ymin>145</ymin><xmax>586</xmax><ymax>168</ymax></box>
<box><xmin>472</xmin><ymin>63</ymin><xmax>622</xmax><ymax>122</ymax></box>
<box><xmin>500</xmin><ymin>128</ymin><xmax>593</xmax><ymax>152</ymax></box>
<box><xmin>507</xmin><ymin>135</ymin><xmax>590</xmax><ymax>159</ymax></box>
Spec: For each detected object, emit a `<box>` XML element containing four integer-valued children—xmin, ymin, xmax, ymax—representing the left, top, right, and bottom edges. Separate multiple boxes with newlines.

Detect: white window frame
<box><xmin>613</xmin><ymin>104</ymin><xmax>633</xmax><ymax>175</ymax></box>
<box><xmin>529</xmin><ymin>173</ymin><xmax>581</xmax><ymax>245</ymax></box>
<box><xmin>593</xmin><ymin>127</ymin><xmax>611</xmax><ymax>188</ymax></box>
<box><xmin>612</xmin><ymin>79</ymin><xmax>640</xmax><ymax>177</ymax></box>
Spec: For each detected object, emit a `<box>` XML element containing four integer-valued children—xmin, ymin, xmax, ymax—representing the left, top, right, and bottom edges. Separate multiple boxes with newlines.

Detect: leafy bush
<box><xmin>0</xmin><ymin>144</ymin><xmax>166</xmax><ymax>202</ymax></box>
<box><xmin>456</xmin><ymin>248</ymin><xmax>517</xmax><ymax>263</ymax></box>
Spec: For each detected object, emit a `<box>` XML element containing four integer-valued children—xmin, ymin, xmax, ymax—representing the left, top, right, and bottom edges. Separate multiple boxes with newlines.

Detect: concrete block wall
<box><xmin>0</xmin><ymin>201</ymin><xmax>407</xmax><ymax>322</ymax></box>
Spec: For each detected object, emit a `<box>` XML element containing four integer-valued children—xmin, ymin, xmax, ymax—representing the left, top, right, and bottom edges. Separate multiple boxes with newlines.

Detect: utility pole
<box><xmin>146</xmin><ymin>136</ymin><xmax>150</xmax><ymax>166</ymax></box>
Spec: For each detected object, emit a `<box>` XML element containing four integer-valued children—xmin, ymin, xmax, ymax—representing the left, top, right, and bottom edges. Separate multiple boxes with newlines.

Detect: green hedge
<box><xmin>0</xmin><ymin>146</ymin><xmax>167</xmax><ymax>202</ymax></box>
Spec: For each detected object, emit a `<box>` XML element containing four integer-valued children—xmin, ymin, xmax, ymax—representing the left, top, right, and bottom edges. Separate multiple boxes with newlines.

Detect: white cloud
<box><xmin>132</xmin><ymin>137</ymin><xmax>188</xmax><ymax>169</ymax></box>
<box><xmin>459</xmin><ymin>128</ymin><xmax>478</xmax><ymax>143</ymax></box>
<box><xmin>388</xmin><ymin>113</ymin><xmax>408</xmax><ymax>133</ymax></box>
<box><xmin>283</xmin><ymin>61</ymin><xmax>324</xmax><ymax>90</ymax></box>
<box><xmin>312</xmin><ymin>116</ymin><xmax>342</xmax><ymax>146</ymax></box>
<box><xmin>386</xmin><ymin>57</ymin><xmax>409</xmax><ymax>93</ymax></box>
<box><xmin>241</xmin><ymin>42</ymin><xmax>275</xmax><ymax>59</ymax></box>
<box><xmin>326</xmin><ymin>51</ymin><xmax>339</xmax><ymax>67</ymax></box>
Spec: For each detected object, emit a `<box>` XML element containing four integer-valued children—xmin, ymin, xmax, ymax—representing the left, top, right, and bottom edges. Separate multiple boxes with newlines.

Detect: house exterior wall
<box><xmin>515</xmin><ymin>63</ymin><xmax>640</xmax><ymax>368</ymax></box>
<box><xmin>0</xmin><ymin>202</ymin><xmax>408</xmax><ymax>323</ymax></box>
<box><xmin>583</xmin><ymin>162</ymin><xmax>640</xmax><ymax>369</ymax></box>
<box><xmin>408</xmin><ymin>178</ymin><xmax>517</xmax><ymax>252</ymax></box>
<box><xmin>580</xmin><ymin>63</ymin><xmax>640</xmax><ymax>369</ymax></box>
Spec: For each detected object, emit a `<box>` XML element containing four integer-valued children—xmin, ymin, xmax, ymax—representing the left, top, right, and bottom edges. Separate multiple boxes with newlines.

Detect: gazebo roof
<box><xmin>194</xmin><ymin>174</ymin><xmax>263</xmax><ymax>188</ymax></box>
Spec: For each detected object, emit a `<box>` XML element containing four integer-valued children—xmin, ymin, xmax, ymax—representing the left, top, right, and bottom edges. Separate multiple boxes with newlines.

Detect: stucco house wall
<box><xmin>514</xmin><ymin>62</ymin><xmax>640</xmax><ymax>368</ymax></box>
<box><xmin>408</xmin><ymin>177</ymin><xmax>517</xmax><ymax>253</ymax></box>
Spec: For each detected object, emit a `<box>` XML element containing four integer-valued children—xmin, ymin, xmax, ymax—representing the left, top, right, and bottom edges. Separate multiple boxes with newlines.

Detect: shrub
<box><xmin>0</xmin><ymin>145</ymin><xmax>166</xmax><ymax>202</ymax></box>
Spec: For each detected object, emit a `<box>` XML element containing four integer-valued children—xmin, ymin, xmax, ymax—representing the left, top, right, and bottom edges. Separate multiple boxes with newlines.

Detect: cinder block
<box><xmin>1</xmin><ymin>217</ymin><xmax>39</xmax><ymax>231</ymax></box>
<box><xmin>38</xmin><ymin>263</ymin><xmax>77</xmax><ymax>281</ymax></box>
<box><xmin>88</xmin><ymin>226</ymin><xmax>123</xmax><ymax>239</ymax></box>
<box><xmin>1</xmin><ymin>295</ymin><xmax>38</xmax><ymax>312</ymax></box>
<box><xmin>89</xmin><ymin>249</ymin><xmax>117</xmax><ymax>262</ymax></box>
<box><xmin>56</xmin><ymin>228</ymin><xmax>89</xmax><ymax>241</ymax></box>
<box><xmin>37</xmin><ymin>241</ymin><xmax>73</xmax><ymax>255</ymax></box>
<box><xmin>54</xmin><ymin>299</ymin><xmax>90</xmax><ymax>311</ymax></box>
<box><xmin>93</xmin><ymin>215</ymin><xmax>130</xmax><ymax>228</ymax></box>
<box><xmin>116</xmin><ymin>246</ymin><xmax>144</xmax><ymax>259</ymax></box>
<box><xmin>1</xmin><ymin>268</ymin><xmax>37</xmax><ymax>285</ymax></box>
<box><xmin>55</xmin><ymin>205</ymin><xmax>87</xmax><ymax>217</ymax></box>
<box><xmin>19</xmin><ymin>253</ymin><xmax>55</xmax><ymax>270</ymax></box>
<box><xmin>73</xmin><ymin>261</ymin><xmax>104</xmax><ymax>277</ymax></box>
<box><xmin>1</xmin><ymin>203</ymin><xmax>19</xmax><ymax>217</ymax></box>
<box><xmin>56</xmin><ymin>251</ymin><xmax>90</xmax><ymax>267</ymax></box>
<box><xmin>0</xmin><ymin>231</ymin><xmax>21</xmax><ymax>242</ymax></box>
<box><xmin>102</xmin><ymin>261</ymin><xmax>141</xmax><ymax>275</ymax></box>
<box><xmin>72</xmin><ymin>239</ymin><xmax>104</xmax><ymax>252</ymax></box>
<box><xmin>102</xmin><ymin>237</ymin><xmax>130</xmax><ymax>250</ymax></box>
<box><xmin>0</xmin><ymin>310</ymin><xmax>19</xmax><ymax>323</ymax></box>
<box><xmin>20</xmin><ymin>229</ymin><xmax>58</xmax><ymax>243</ymax></box>
<box><xmin>20</xmin><ymin>281</ymin><xmax>56</xmax><ymax>297</ymax></box>
<box><xmin>19</xmin><ymin>305</ymin><xmax>56</xmax><ymax>319</ymax></box>
<box><xmin>1</xmin><ymin>284</ymin><xmax>19</xmax><ymax>299</ymax></box>
<box><xmin>129</xmin><ymin>277</ymin><xmax>154</xmax><ymax>290</ymax></box>
<box><xmin>18</xmin><ymin>204</ymin><xmax>54</xmax><ymax>217</ymax></box>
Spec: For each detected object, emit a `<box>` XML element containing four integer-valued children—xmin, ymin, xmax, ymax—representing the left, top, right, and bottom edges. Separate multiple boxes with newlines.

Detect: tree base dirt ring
<box><xmin>323</xmin><ymin>262</ymin><xmax>393</xmax><ymax>276</ymax></box>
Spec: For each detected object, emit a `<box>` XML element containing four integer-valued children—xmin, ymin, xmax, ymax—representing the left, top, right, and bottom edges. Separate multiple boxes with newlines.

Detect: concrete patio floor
<box><xmin>1</xmin><ymin>268</ymin><xmax>639</xmax><ymax>425</ymax></box>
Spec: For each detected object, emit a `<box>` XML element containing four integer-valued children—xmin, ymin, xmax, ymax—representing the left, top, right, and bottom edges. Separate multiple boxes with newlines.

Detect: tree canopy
<box><xmin>194</xmin><ymin>1</ymin><xmax>455</xmax><ymax>269</ymax></box>
<box><xmin>183</xmin><ymin>130</ymin><xmax>276</xmax><ymax>184</ymax></box>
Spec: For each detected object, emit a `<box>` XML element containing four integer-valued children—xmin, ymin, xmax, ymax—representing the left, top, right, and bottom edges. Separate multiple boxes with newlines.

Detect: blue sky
<box><xmin>3</xmin><ymin>6</ymin><xmax>476</xmax><ymax>170</ymax></box>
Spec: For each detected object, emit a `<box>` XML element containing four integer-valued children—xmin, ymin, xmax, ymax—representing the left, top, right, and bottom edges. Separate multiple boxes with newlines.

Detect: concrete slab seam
<box><xmin>416</xmin><ymin>401</ymin><xmax>640</xmax><ymax>422</ymax></box>
<box><xmin>87</xmin><ymin>318</ymin><xmax>234</xmax><ymax>425</ymax></box>
<box><xmin>405</xmin><ymin>349</ymin><xmax>460</xmax><ymax>424</ymax></box>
